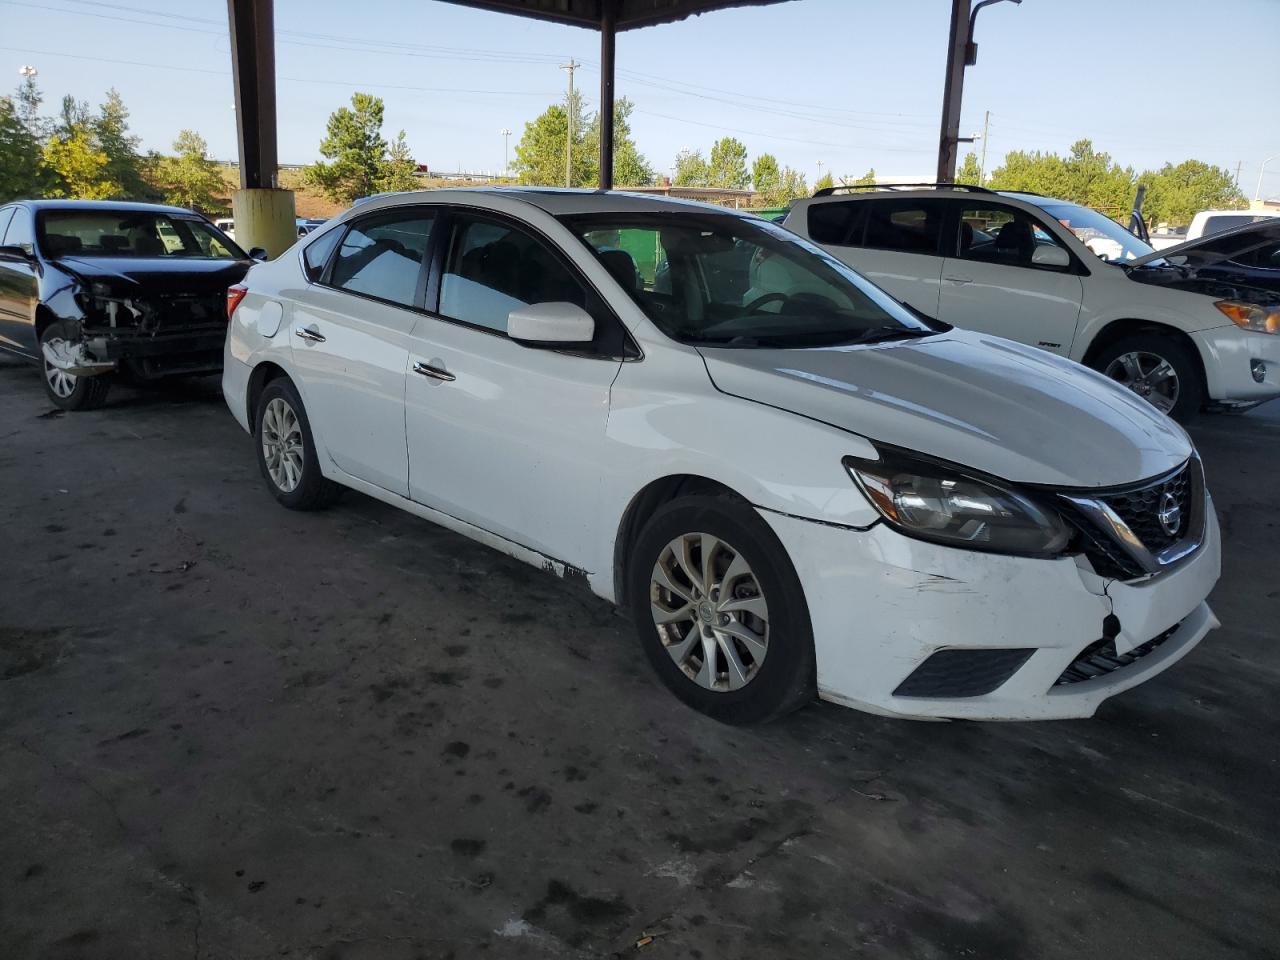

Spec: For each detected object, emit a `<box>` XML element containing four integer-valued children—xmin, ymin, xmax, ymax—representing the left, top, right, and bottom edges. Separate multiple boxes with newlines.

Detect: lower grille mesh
<box><xmin>1054</xmin><ymin>623</ymin><xmax>1181</xmax><ymax>686</ymax></box>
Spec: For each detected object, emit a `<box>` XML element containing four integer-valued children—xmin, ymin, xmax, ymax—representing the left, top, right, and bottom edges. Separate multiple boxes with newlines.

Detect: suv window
<box><xmin>329</xmin><ymin>214</ymin><xmax>434</xmax><ymax>307</ymax></box>
<box><xmin>1202</xmin><ymin>214</ymin><xmax>1267</xmax><ymax>236</ymax></box>
<box><xmin>955</xmin><ymin>204</ymin><xmax>1068</xmax><ymax>269</ymax></box>
<box><xmin>302</xmin><ymin>227</ymin><xmax>343</xmax><ymax>282</ymax></box>
<box><xmin>861</xmin><ymin>199</ymin><xmax>944</xmax><ymax>255</ymax></box>
<box><xmin>806</xmin><ymin>201</ymin><xmax>866</xmax><ymax>246</ymax></box>
<box><xmin>439</xmin><ymin>214</ymin><xmax>587</xmax><ymax>334</ymax></box>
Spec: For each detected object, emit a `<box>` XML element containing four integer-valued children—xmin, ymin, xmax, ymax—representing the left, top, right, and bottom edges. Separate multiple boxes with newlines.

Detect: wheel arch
<box><xmin>1080</xmin><ymin>318</ymin><xmax>1208</xmax><ymax>394</ymax></box>
<box><xmin>612</xmin><ymin>474</ymin><xmax>750</xmax><ymax>606</ymax></box>
<box><xmin>246</xmin><ymin>360</ymin><xmax>292</xmax><ymax>424</ymax></box>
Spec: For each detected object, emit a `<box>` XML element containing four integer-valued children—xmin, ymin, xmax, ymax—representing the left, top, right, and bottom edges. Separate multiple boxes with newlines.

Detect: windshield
<box><xmin>37</xmin><ymin>210</ymin><xmax>245</xmax><ymax>260</ymax></box>
<box><xmin>1028</xmin><ymin>200</ymin><xmax>1153</xmax><ymax>263</ymax></box>
<box><xmin>562</xmin><ymin>212</ymin><xmax>934</xmax><ymax>348</ymax></box>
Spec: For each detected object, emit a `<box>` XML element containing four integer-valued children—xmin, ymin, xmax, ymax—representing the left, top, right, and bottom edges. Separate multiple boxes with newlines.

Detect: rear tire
<box><xmin>40</xmin><ymin>321</ymin><xmax>111</xmax><ymax>411</ymax></box>
<box><xmin>1091</xmin><ymin>333</ymin><xmax>1203</xmax><ymax>423</ymax></box>
<box><xmin>628</xmin><ymin>495</ymin><xmax>815</xmax><ymax>724</ymax></box>
<box><xmin>254</xmin><ymin>378</ymin><xmax>342</xmax><ymax>510</ymax></box>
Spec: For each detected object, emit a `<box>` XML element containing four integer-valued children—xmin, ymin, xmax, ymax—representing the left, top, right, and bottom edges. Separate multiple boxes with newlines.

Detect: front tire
<box><xmin>254</xmin><ymin>378</ymin><xmax>342</xmax><ymax>510</ymax></box>
<box><xmin>40</xmin><ymin>321</ymin><xmax>111</xmax><ymax>411</ymax></box>
<box><xmin>1091</xmin><ymin>333</ymin><xmax>1203</xmax><ymax>423</ymax></box>
<box><xmin>628</xmin><ymin>495</ymin><xmax>816</xmax><ymax>724</ymax></box>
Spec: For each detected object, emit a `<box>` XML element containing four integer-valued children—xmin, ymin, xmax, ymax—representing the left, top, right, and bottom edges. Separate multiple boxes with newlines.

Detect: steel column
<box><xmin>227</xmin><ymin>0</ymin><xmax>279</xmax><ymax>190</ymax></box>
<box><xmin>935</xmin><ymin>0</ymin><xmax>971</xmax><ymax>184</ymax></box>
<box><xmin>598</xmin><ymin>0</ymin><xmax>616</xmax><ymax>190</ymax></box>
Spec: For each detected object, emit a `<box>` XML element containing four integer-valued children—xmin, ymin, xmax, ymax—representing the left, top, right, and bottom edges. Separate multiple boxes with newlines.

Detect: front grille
<box><xmin>893</xmin><ymin>648</ymin><xmax>1035</xmax><ymax>698</ymax></box>
<box><xmin>1096</xmin><ymin>465</ymin><xmax>1191</xmax><ymax>553</ymax></box>
<box><xmin>1054</xmin><ymin>623</ymin><xmax>1180</xmax><ymax>686</ymax></box>
<box><xmin>150</xmin><ymin>293</ymin><xmax>225</xmax><ymax>330</ymax></box>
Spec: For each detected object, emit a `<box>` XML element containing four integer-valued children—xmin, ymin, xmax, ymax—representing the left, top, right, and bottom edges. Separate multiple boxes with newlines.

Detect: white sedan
<box><xmin>223</xmin><ymin>189</ymin><xmax>1220</xmax><ymax>723</ymax></box>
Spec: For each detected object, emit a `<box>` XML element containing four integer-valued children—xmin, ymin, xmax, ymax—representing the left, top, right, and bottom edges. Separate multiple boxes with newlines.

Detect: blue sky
<box><xmin>5</xmin><ymin>0</ymin><xmax>1279</xmax><ymax>196</ymax></box>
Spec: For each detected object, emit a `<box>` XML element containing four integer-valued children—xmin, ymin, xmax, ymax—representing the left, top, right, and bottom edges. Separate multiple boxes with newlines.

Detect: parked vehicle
<box><xmin>214</xmin><ymin>217</ymin><xmax>236</xmax><ymax>241</ymax></box>
<box><xmin>224</xmin><ymin>189</ymin><xmax>1219</xmax><ymax>724</ymax></box>
<box><xmin>784</xmin><ymin>184</ymin><xmax>1280</xmax><ymax>420</ymax></box>
<box><xmin>1183</xmin><ymin>209</ymin><xmax>1278</xmax><ymax>243</ymax></box>
<box><xmin>0</xmin><ymin>200</ymin><xmax>256</xmax><ymax>410</ymax></box>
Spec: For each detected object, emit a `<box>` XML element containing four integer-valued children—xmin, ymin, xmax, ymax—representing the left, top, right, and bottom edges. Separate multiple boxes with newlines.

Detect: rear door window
<box><xmin>860</xmin><ymin>199</ymin><xmax>944</xmax><ymax>255</ymax></box>
<box><xmin>329</xmin><ymin>214</ymin><xmax>435</xmax><ymax>308</ymax></box>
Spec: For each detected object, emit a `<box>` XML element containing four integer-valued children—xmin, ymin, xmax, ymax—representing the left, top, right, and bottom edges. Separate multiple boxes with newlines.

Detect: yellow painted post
<box><xmin>231</xmin><ymin>187</ymin><xmax>297</xmax><ymax>259</ymax></box>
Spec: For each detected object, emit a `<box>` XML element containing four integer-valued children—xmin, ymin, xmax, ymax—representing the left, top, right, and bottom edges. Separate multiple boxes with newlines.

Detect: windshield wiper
<box><xmin>847</xmin><ymin>327</ymin><xmax>934</xmax><ymax>345</ymax></box>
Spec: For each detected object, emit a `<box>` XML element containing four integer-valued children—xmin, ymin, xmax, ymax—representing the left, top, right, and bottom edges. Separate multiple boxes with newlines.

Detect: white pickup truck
<box><xmin>1150</xmin><ymin>209</ymin><xmax>1278</xmax><ymax>250</ymax></box>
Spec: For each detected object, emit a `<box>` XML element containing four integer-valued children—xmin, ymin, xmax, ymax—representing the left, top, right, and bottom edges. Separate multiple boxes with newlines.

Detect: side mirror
<box><xmin>1032</xmin><ymin>245</ymin><xmax>1070</xmax><ymax>268</ymax></box>
<box><xmin>0</xmin><ymin>244</ymin><xmax>32</xmax><ymax>261</ymax></box>
<box><xmin>508</xmin><ymin>302</ymin><xmax>595</xmax><ymax>347</ymax></box>
<box><xmin>248</xmin><ymin>247</ymin><xmax>269</xmax><ymax>262</ymax></box>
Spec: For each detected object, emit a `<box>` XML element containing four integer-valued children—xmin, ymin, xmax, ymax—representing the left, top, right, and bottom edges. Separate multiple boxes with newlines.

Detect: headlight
<box><xmin>1215</xmin><ymin>299</ymin><xmax>1280</xmax><ymax>335</ymax></box>
<box><xmin>844</xmin><ymin>446</ymin><xmax>1071</xmax><ymax>557</ymax></box>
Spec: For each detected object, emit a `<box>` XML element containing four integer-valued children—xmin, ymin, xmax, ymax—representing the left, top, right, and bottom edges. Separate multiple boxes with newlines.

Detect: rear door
<box><xmin>937</xmin><ymin>201</ymin><xmax>1084</xmax><ymax>355</ymax></box>
<box><xmin>0</xmin><ymin>206</ymin><xmax>40</xmax><ymax>356</ymax></box>
<box><xmin>288</xmin><ymin>210</ymin><xmax>436</xmax><ymax>497</ymax></box>
<box><xmin>802</xmin><ymin>196</ymin><xmax>946</xmax><ymax>317</ymax></box>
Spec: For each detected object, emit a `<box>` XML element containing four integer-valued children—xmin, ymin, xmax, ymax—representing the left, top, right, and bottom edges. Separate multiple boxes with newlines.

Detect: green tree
<box><xmin>988</xmin><ymin>139</ymin><xmax>1135</xmax><ymax>219</ymax></box>
<box><xmin>582</xmin><ymin>98</ymin><xmax>653</xmax><ymax>187</ymax></box>
<box><xmin>512</xmin><ymin>89</ymin><xmax>591</xmax><ymax>187</ymax></box>
<box><xmin>956</xmin><ymin>152</ymin><xmax>982</xmax><ymax>186</ymax></box>
<box><xmin>43</xmin><ymin>125</ymin><xmax>116</xmax><ymax>199</ymax></box>
<box><xmin>95</xmin><ymin>89</ymin><xmax>152</xmax><ymax>199</ymax></box>
<box><xmin>378</xmin><ymin>130</ymin><xmax>419</xmax><ymax>193</ymax></box>
<box><xmin>305</xmin><ymin>93</ymin><xmax>390</xmax><ymax>204</ymax></box>
<box><xmin>852</xmin><ymin>168</ymin><xmax>876</xmax><ymax>186</ymax></box>
<box><xmin>1140</xmin><ymin>160</ymin><xmax>1245</xmax><ymax>227</ymax></box>
<box><xmin>15</xmin><ymin>70</ymin><xmax>47</xmax><ymax>140</ymax></box>
<box><xmin>0</xmin><ymin>96</ymin><xmax>46</xmax><ymax>201</ymax></box>
<box><xmin>752</xmin><ymin>153</ymin><xmax>781</xmax><ymax>198</ymax></box>
<box><xmin>814</xmin><ymin>171</ymin><xmax>835</xmax><ymax>192</ymax></box>
<box><xmin>707</xmin><ymin>136</ymin><xmax>748</xmax><ymax>189</ymax></box>
<box><xmin>154</xmin><ymin>130</ymin><xmax>225</xmax><ymax>212</ymax></box>
<box><xmin>672</xmin><ymin>148</ymin><xmax>709</xmax><ymax>187</ymax></box>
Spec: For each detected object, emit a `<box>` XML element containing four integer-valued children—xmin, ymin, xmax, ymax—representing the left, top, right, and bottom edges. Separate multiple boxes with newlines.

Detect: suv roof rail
<box><xmin>812</xmin><ymin>182</ymin><xmax>996</xmax><ymax>198</ymax></box>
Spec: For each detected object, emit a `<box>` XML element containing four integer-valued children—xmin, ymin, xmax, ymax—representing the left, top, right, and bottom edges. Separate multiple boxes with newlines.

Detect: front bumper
<box><xmin>1191</xmin><ymin>325</ymin><xmax>1280</xmax><ymax>404</ymax></box>
<box><xmin>762</xmin><ymin>502</ymin><xmax>1221</xmax><ymax>720</ymax></box>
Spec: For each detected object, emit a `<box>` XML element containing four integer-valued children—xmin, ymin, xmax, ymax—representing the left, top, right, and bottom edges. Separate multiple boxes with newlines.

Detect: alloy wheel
<box><xmin>261</xmin><ymin>397</ymin><xmax>304</xmax><ymax>492</ymax></box>
<box><xmin>1104</xmin><ymin>351</ymin><xmax>1179</xmax><ymax>414</ymax></box>
<box><xmin>650</xmin><ymin>532</ymin><xmax>769</xmax><ymax>693</ymax></box>
<box><xmin>41</xmin><ymin>339</ymin><xmax>78</xmax><ymax>399</ymax></box>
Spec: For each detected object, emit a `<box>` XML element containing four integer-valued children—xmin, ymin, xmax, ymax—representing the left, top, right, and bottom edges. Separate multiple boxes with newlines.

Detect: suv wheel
<box><xmin>628</xmin><ymin>495</ymin><xmax>815</xmax><ymax>724</ymax></box>
<box><xmin>1092</xmin><ymin>334</ymin><xmax>1203</xmax><ymax>423</ymax></box>
<box><xmin>254</xmin><ymin>378</ymin><xmax>342</xmax><ymax>510</ymax></box>
<box><xmin>40</xmin><ymin>321</ymin><xmax>111</xmax><ymax>411</ymax></box>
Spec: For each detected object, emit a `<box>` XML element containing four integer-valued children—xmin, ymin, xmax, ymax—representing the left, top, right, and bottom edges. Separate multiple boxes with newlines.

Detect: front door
<box><xmin>404</xmin><ymin>211</ymin><xmax>622</xmax><ymax>568</ymax></box>
<box><xmin>938</xmin><ymin>201</ymin><xmax>1084</xmax><ymax>355</ymax></box>
<box><xmin>0</xmin><ymin>206</ymin><xmax>40</xmax><ymax>356</ymax></box>
<box><xmin>288</xmin><ymin>210</ymin><xmax>436</xmax><ymax>497</ymax></box>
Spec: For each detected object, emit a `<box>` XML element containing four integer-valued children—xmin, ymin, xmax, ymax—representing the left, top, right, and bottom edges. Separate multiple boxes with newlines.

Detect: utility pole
<box><xmin>816</xmin><ymin>159</ymin><xmax>824</xmax><ymax>183</ymax></box>
<box><xmin>560</xmin><ymin>59</ymin><xmax>579</xmax><ymax>188</ymax></box>
<box><xmin>978</xmin><ymin>110</ymin><xmax>990</xmax><ymax>184</ymax></box>
<box><xmin>501</xmin><ymin>128</ymin><xmax>511</xmax><ymax>178</ymax></box>
<box><xmin>1234</xmin><ymin>160</ymin><xmax>1242</xmax><ymax>189</ymax></box>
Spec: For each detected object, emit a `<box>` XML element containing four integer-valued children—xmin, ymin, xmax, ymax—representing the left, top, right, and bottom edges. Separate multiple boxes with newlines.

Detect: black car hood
<box><xmin>1129</xmin><ymin>218</ymin><xmax>1280</xmax><ymax>269</ymax></box>
<box><xmin>1125</xmin><ymin>218</ymin><xmax>1280</xmax><ymax>301</ymax></box>
<box><xmin>56</xmin><ymin>256</ymin><xmax>250</xmax><ymax>296</ymax></box>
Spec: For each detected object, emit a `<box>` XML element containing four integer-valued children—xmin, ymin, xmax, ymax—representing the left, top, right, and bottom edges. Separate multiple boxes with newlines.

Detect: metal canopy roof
<box><xmin>440</xmin><ymin>0</ymin><xmax>792</xmax><ymax>31</ymax></box>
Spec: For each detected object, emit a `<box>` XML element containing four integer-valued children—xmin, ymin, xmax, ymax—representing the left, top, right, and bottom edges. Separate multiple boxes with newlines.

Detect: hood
<box><xmin>56</xmin><ymin>256</ymin><xmax>250</xmax><ymax>296</ymax></box>
<box><xmin>698</xmin><ymin>330</ymin><xmax>1191</xmax><ymax>488</ymax></box>
<box><xmin>1129</xmin><ymin>217</ymin><xmax>1280</xmax><ymax>268</ymax></box>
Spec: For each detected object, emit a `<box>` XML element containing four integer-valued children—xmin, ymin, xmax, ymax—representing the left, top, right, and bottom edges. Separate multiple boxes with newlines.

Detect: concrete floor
<box><xmin>1</xmin><ymin>355</ymin><xmax>1277</xmax><ymax>960</ymax></box>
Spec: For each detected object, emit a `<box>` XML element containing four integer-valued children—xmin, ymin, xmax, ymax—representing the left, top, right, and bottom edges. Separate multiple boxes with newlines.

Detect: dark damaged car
<box><xmin>0</xmin><ymin>200</ymin><xmax>257</xmax><ymax>410</ymax></box>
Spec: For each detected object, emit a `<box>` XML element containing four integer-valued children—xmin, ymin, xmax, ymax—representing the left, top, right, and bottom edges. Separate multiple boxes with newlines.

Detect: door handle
<box><xmin>413</xmin><ymin>360</ymin><xmax>455</xmax><ymax>382</ymax></box>
<box><xmin>295</xmin><ymin>325</ymin><xmax>326</xmax><ymax>343</ymax></box>
<box><xmin>944</xmin><ymin>275</ymin><xmax>974</xmax><ymax>285</ymax></box>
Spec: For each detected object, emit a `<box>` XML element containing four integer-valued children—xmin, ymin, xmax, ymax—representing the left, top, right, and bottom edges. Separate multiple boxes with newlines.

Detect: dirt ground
<box><xmin>1</xmin><ymin>355</ymin><xmax>1277</xmax><ymax>960</ymax></box>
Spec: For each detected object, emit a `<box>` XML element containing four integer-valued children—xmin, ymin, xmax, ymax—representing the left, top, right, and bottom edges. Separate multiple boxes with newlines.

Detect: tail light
<box><xmin>226</xmin><ymin>284</ymin><xmax>249</xmax><ymax>320</ymax></box>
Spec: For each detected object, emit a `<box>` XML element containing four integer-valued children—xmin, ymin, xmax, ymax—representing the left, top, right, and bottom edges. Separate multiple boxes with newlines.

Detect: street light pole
<box><xmin>936</xmin><ymin>0</ymin><xmax>1020</xmax><ymax>183</ymax></box>
<box><xmin>1255</xmin><ymin>152</ymin><xmax>1280</xmax><ymax>202</ymax></box>
<box><xmin>501</xmin><ymin>128</ymin><xmax>511</xmax><ymax>178</ymax></box>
